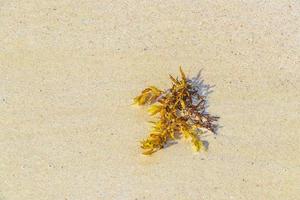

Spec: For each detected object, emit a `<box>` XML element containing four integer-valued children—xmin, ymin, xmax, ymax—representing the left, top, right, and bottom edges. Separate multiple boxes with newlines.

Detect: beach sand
<box><xmin>0</xmin><ymin>1</ymin><xmax>299</xmax><ymax>199</ymax></box>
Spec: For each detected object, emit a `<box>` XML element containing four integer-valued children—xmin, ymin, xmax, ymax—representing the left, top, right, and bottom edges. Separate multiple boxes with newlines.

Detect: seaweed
<box><xmin>134</xmin><ymin>67</ymin><xmax>218</xmax><ymax>155</ymax></box>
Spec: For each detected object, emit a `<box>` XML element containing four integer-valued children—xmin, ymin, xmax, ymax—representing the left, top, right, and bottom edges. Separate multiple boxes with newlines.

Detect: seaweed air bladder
<box><xmin>134</xmin><ymin>67</ymin><xmax>218</xmax><ymax>155</ymax></box>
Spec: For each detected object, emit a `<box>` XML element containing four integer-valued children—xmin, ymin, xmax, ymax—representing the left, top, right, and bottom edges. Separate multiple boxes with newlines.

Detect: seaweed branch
<box><xmin>134</xmin><ymin>67</ymin><xmax>218</xmax><ymax>155</ymax></box>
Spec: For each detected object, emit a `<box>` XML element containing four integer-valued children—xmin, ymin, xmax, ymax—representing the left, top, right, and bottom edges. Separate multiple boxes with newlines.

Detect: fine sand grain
<box><xmin>0</xmin><ymin>1</ymin><xmax>299</xmax><ymax>200</ymax></box>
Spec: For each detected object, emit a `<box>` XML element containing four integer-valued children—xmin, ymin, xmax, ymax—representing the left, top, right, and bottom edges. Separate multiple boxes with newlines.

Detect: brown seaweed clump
<box><xmin>134</xmin><ymin>67</ymin><xmax>218</xmax><ymax>155</ymax></box>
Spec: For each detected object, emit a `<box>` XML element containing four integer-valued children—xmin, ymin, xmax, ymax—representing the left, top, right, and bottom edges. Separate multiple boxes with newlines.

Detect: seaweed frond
<box><xmin>134</xmin><ymin>67</ymin><xmax>218</xmax><ymax>155</ymax></box>
<box><xmin>133</xmin><ymin>86</ymin><xmax>162</xmax><ymax>105</ymax></box>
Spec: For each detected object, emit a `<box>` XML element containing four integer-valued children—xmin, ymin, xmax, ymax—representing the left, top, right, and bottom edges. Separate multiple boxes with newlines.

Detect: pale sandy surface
<box><xmin>0</xmin><ymin>1</ymin><xmax>300</xmax><ymax>200</ymax></box>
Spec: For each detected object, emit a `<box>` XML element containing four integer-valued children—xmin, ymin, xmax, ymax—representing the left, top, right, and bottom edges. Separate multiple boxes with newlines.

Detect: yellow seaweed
<box><xmin>134</xmin><ymin>67</ymin><xmax>218</xmax><ymax>155</ymax></box>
